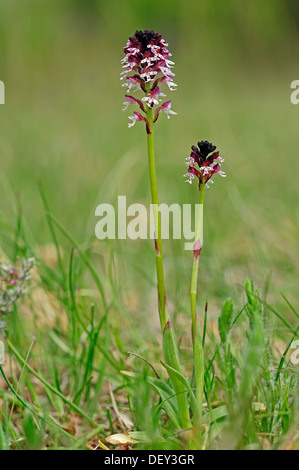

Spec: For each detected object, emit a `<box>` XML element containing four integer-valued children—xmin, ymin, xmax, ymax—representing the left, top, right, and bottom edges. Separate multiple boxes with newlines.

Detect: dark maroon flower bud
<box><xmin>197</xmin><ymin>140</ymin><xmax>217</xmax><ymax>158</ymax></box>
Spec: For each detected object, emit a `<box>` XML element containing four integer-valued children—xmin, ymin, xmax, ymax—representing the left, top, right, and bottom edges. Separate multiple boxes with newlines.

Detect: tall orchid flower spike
<box><xmin>121</xmin><ymin>31</ymin><xmax>191</xmax><ymax>429</ymax></box>
<box><xmin>121</xmin><ymin>29</ymin><xmax>178</xmax><ymax>330</ymax></box>
<box><xmin>121</xmin><ymin>30</ymin><xmax>177</xmax><ymax>134</ymax></box>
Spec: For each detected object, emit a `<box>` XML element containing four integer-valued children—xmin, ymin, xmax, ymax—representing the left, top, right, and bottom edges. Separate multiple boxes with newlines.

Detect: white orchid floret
<box><xmin>164</xmin><ymin>103</ymin><xmax>177</xmax><ymax>119</ymax></box>
<box><xmin>184</xmin><ymin>172</ymin><xmax>195</xmax><ymax>184</ymax></box>
<box><xmin>128</xmin><ymin>113</ymin><xmax>141</xmax><ymax>128</ymax></box>
<box><xmin>140</xmin><ymin>70</ymin><xmax>158</xmax><ymax>82</ymax></box>
<box><xmin>185</xmin><ymin>156</ymin><xmax>195</xmax><ymax>167</ymax></box>
<box><xmin>142</xmin><ymin>96</ymin><xmax>160</xmax><ymax>106</ymax></box>
<box><xmin>167</xmin><ymin>81</ymin><xmax>177</xmax><ymax>91</ymax></box>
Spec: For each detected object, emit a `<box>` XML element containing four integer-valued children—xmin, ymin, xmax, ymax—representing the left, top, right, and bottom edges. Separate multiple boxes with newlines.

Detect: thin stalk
<box><xmin>146</xmin><ymin>105</ymin><xmax>190</xmax><ymax>428</ymax></box>
<box><xmin>190</xmin><ymin>182</ymin><xmax>205</xmax><ymax>422</ymax></box>
<box><xmin>146</xmin><ymin>106</ymin><xmax>168</xmax><ymax>330</ymax></box>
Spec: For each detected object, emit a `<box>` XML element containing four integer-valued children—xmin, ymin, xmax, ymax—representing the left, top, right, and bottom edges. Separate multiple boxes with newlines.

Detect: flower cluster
<box><xmin>184</xmin><ymin>140</ymin><xmax>226</xmax><ymax>188</ymax></box>
<box><xmin>121</xmin><ymin>30</ymin><xmax>177</xmax><ymax>133</ymax></box>
<box><xmin>0</xmin><ymin>257</ymin><xmax>35</xmax><ymax>332</ymax></box>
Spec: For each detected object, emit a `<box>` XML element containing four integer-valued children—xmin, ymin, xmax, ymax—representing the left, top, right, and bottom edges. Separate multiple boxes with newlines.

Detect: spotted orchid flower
<box><xmin>184</xmin><ymin>140</ymin><xmax>226</xmax><ymax>188</ymax></box>
<box><xmin>121</xmin><ymin>30</ymin><xmax>177</xmax><ymax>133</ymax></box>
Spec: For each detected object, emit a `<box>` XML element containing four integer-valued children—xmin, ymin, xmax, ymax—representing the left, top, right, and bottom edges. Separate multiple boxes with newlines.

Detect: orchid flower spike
<box><xmin>184</xmin><ymin>140</ymin><xmax>226</xmax><ymax>188</ymax></box>
<box><xmin>121</xmin><ymin>30</ymin><xmax>177</xmax><ymax>133</ymax></box>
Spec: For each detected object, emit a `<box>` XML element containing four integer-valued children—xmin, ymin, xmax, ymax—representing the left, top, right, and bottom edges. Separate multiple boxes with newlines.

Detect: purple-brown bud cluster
<box><xmin>184</xmin><ymin>140</ymin><xmax>226</xmax><ymax>189</ymax></box>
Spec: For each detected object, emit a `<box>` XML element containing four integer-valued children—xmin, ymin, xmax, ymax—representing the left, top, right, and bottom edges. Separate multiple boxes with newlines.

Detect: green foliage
<box><xmin>22</xmin><ymin>413</ymin><xmax>43</xmax><ymax>450</ymax></box>
<box><xmin>218</xmin><ymin>299</ymin><xmax>234</xmax><ymax>344</ymax></box>
<box><xmin>162</xmin><ymin>323</ymin><xmax>191</xmax><ymax>429</ymax></box>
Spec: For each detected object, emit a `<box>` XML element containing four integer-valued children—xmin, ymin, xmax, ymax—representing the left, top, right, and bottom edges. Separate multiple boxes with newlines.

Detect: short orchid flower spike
<box><xmin>184</xmin><ymin>140</ymin><xmax>226</xmax><ymax>188</ymax></box>
<box><xmin>121</xmin><ymin>30</ymin><xmax>177</xmax><ymax>133</ymax></box>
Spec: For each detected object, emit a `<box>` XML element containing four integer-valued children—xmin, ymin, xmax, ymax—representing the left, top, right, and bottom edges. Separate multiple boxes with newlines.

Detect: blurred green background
<box><xmin>0</xmin><ymin>0</ymin><xmax>299</xmax><ymax>328</ymax></box>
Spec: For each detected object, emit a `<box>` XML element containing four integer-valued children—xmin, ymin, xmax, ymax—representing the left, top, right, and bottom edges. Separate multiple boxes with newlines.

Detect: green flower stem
<box><xmin>146</xmin><ymin>106</ymin><xmax>168</xmax><ymax>330</ymax></box>
<box><xmin>190</xmin><ymin>182</ymin><xmax>205</xmax><ymax>422</ymax></box>
<box><xmin>146</xmin><ymin>105</ymin><xmax>191</xmax><ymax>429</ymax></box>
